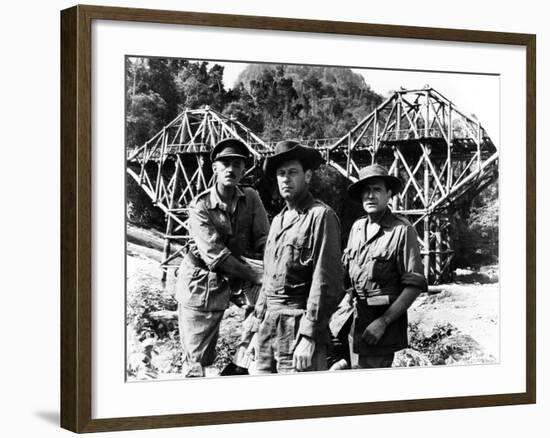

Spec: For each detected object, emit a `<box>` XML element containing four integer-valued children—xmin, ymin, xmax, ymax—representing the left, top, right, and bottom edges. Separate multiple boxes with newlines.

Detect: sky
<box><xmin>216</xmin><ymin>61</ymin><xmax>500</xmax><ymax>145</ymax></box>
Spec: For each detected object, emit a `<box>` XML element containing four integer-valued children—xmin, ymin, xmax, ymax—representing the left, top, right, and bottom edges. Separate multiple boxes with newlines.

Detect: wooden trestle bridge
<box><xmin>127</xmin><ymin>87</ymin><xmax>498</xmax><ymax>284</ymax></box>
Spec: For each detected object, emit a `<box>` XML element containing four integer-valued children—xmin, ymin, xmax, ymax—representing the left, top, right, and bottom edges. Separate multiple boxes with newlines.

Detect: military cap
<box><xmin>210</xmin><ymin>138</ymin><xmax>250</xmax><ymax>162</ymax></box>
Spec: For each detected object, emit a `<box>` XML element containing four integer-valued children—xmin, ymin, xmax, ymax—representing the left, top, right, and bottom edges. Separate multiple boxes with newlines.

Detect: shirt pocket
<box><xmin>369</xmin><ymin>250</ymin><xmax>394</xmax><ymax>284</ymax></box>
<box><xmin>283</xmin><ymin>235</ymin><xmax>313</xmax><ymax>287</ymax></box>
<box><xmin>343</xmin><ymin>246</ymin><xmax>358</xmax><ymax>265</ymax></box>
<box><xmin>345</xmin><ymin>247</ymin><xmax>365</xmax><ymax>288</ymax></box>
<box><xmin>210</xmin><ymin>210</ymin><xmax>232</xmax><ymax>236</ymax></box>
<box><xmin>287</xmin><ymin>235</ymin><xmax>313</xmax><ymax>266</ymax></box>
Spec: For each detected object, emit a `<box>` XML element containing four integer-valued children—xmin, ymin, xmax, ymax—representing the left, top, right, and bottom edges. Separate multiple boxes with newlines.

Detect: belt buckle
<box><xmin>366</xmin><ymin>295</ymin><xmax>390</xmax><ymax>306</ymax></box>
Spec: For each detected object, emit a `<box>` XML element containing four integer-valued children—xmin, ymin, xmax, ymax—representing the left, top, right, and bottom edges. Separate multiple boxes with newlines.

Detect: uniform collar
<box><xmin>379</xmin><ymin>208</ymin><xmax>395</xmax><ymax>228</ymax></box>
<box><xmin>281</xmin><ymin>190</ymin><xmax>315</xmax><ymax>215</ymax></box>
<box><xmin>366</xmin><ymin>207</ymin><xmax>394</xmax><ymax>228</ymax></box>
<box><xmin>364</xmin><ymin>208</ymin><xmax>394</xmax><ymax>244</ymax></box>
<box><xmin>208</xmin><ymin>185</ymin><xmax>245</xmax><ymax>211</ymax></box>
<box><xmin>273</xmin><ymin>190</ymin><xmax>315</xmax><ymax>241</ymax></box>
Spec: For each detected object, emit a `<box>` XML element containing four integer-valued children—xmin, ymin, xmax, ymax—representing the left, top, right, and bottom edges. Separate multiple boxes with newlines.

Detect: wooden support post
<box><xmin>396</xmin><ymin>95</ymin><xmax>401</xmax><ymax>138</ymax></box>
<box><xmin>445</xmin><ymin>226</ymin><xmax>453</xmax><ymax>282</ymax></box>
<box><xmin>196</xmin><ymin>155</ymin><xmax>206</xmax><ymax>194</ymax></box>
<box><xmin>392</xmin><ymin>149</ymin><xmax>399</xmax><ymax>211</ymax></box>
<box><xmin>447</xmin><ymin>104</ymin><xmax>452</xmax><ymax>191</ymax></box>
<box><xmin>347</xmin><ymin>136</ymin><xmax>352</xmax><ymax>178</ymax></box>
<box><xmin>424</xmin><ymin>214</ymin><xmax>430</xmax><ymax>282</ymax></box>
<box><xmin>374</xmin><ymin>109</ymin><xmax>378</xmax><ymax>156</ymax></box>
<box><xmin>425</xmin><ymin>90</ymin><xmax>429</xmax><ymax>137</ymax></box>
<box><xmin>435</xmin><ymin>216</ymin><xmax>442</xmax><ymax>281</ymax></box>
<box><xmin>161</xmin><ymin>160</ymin><xmax>182</xmax><ymax>281</ymax></box>
<box><xmin>423</xmin><ymin>148</ymin><xmax>431</xmax><ymax>282</ymax></box>
<box><xmin>477</xmin><ymin>120</ymin><xmax>482</xmax><ymax>171</ymax></box>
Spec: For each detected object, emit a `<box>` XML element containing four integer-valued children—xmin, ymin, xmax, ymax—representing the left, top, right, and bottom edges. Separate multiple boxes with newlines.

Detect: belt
<box><xmin>354</xmin><ymin>286</ymin><xmax>401</xmax><ymax>306</ymax></box>
<box><xmin>266</xmin><ymin>295</ymin><xmax>308</xmax><ymax>310</ymax></box>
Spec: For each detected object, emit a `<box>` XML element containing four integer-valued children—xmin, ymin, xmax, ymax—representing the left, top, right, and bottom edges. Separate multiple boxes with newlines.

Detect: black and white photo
<box><xmin>125</xmin><ymin>58</ymin><xmax>500</xmax><ymax>381</ymax></box>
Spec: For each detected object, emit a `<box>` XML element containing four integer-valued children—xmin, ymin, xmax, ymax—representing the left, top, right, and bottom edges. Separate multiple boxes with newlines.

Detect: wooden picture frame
<box><xmin>60</xmin><ymin>4</ymin><xmax>536</xmax><ymax>433</ymax></box>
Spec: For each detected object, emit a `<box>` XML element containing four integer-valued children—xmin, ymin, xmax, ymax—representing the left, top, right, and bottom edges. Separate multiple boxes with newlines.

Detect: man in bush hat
<box><xmin>342</xmin><ymin>164</ymin><xmax>427</xmax><ymax>368</ymax></box>
<box><xmin>248</xmin><ymin>140</ymin><xmax>344</xmax><ymax>373</ymax></box>
<box><xmin>175</xmin><ymin>138</ymin><xmax>269</xmax><ymax>377</ymax></box>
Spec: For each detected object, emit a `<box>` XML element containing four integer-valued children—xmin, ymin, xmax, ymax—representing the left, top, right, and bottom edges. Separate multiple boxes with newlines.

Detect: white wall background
<box><xmin>0</xmin><ymin>0</ymin><xmax>545</xmax><ymax>436</ymax></box>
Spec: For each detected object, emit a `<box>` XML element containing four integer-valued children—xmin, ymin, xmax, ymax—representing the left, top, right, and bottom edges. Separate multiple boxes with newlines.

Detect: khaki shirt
<box><xmin>344</xmin><ymin>208</ymin><xmax>427</xmax><ymax>355</ymax></box>
<box><xmin>176</xmin><ymin>185</ymin><xmax>270</xmax><ymax>311</ymax></box>
<box><xmin>254</xmin><ymin>191</ymin><xmax>344</xmax><ymax>343</ymax></box>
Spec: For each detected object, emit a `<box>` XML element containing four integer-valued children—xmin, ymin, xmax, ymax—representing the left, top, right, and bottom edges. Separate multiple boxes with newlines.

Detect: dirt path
<box><xmin>409</xmin><ymin>284</ymin><xmax>499</xmax><ymax>360</ymax></box>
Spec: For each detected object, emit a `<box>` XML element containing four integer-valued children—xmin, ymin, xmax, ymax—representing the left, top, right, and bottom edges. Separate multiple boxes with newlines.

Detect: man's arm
<box><xmin>219</xmin><ymin>189</ymin><xmax>268</xmax><ymax>283</ymax></box>
<box><xmin>245</xmin><ymin>221</ymin><xmax>276</xmax><ymax>339</ymax></box>
<box><xmin>342</xmin><ymin>223</ymin><xmax>357</xmax><ymax>290</ymax></box>
<box><xmin>294</xmin><ymin>209</ymin><xmax>344</xmax><ymax>370</ymax></box>
<box><xmin>250</xmin><ymin>189</ymin><xmax>270</xmax><ymax>254</ymax></box>
<box><xmin>362</xmin><ymin>224</ymin><xmax>427</xmax><ymax>345</ymax></box>
<box><xmin>361</xmin><ymin>286</ymin><xmax>421</xmax><ymax>345</ymax></box>
<box><xmin>188</xmin><ymin>202</ymin><xmax>261</xmax><ymax>283</ymax></box>
<box><xmin>217</xmin><ymin>256</ymin><xmax>262</xmax><ymax>284</ymax></box>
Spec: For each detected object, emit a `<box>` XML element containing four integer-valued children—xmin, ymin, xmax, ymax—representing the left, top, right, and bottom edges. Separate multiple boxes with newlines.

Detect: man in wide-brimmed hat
<box><xmin>248</xmin><ymin>140</ymin><xmax>344</xmax><ymax>373</ymax></box>
<box><xmin>175</xmin><ymin>138</ymin><xmax>269</xmax><ymax>377</ymax></box>
<box><xmin>340</xmin><ymin>163</ymin><xmax>427</xmax><ymax>368</ymax></box>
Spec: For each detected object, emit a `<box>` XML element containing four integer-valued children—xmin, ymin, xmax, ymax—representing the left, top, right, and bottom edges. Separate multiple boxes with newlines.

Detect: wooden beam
<box><xmin>395</xmin><ymin>147</ymin><xmax>427</xmax><ymax>207</ymax></box>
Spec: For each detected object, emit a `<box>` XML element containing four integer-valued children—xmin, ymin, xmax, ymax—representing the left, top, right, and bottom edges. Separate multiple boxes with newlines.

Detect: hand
<box><xmin>244</xmin><ymin>265</ymin><xmax>263</xmax><ymax>284</ymax></box>
<box><xmin>292</xmin><ymin>336</ymin><xmax>316</xmax><ymax>371</ymax></box>
<box><xmin>246</xmin><ymin>333</ymin><xmax>258</xmax><ymax>361</ymax></box>
<box><xmin>252</xmin><ymin>269</ymin><xmax>263</xmax><ymax>285</ymax></box>
<box><xmin>361</xmin><ymin>317</ymin><xmax>388</xmax><ymax>345</ymax></box>
<box><xmin>242</xmin><ymin>258</ymin><xmax>264</xmax><ymax>284</ymax></box>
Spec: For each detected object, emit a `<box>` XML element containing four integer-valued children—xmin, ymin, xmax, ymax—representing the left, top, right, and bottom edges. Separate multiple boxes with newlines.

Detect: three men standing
<box><xmin>176</xmin><ymin>137</ymin><xmax>424</xmax><ymax>376</ymax></box>
<box><xmin>250</xmin><ymin>141</ymin><xmax>344</xmax><ymax>373</ymax></box>
<box><xmin>175</xmin><ymin>139</ymin><xmax>269</xmax><ymax>377</ymax></box>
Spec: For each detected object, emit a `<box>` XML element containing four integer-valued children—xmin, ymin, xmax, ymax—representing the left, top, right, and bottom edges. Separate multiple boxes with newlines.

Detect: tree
<box><xmin>233</xmin><ymin>64</ymin><xmax>383</xmax><ymax>141</ymax></box>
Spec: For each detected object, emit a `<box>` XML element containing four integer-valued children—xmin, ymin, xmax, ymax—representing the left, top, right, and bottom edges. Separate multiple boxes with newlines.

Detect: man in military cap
<box><xmin>343</xmin><ymin>164</ymin><xmax>427</xmax><ymax>368</ymax></box>
<box><xmin>249</xmin><ymin>141</ymin><xmax>344</xmax><ymax>373</ymax></box>
<box><xmin>175</xmin><ymin>138</ymin><xmax>270</xmax><ymax>377</ymax></box>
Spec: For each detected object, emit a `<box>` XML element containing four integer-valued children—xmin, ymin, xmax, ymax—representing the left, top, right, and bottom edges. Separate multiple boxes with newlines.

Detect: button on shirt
<box><xmin>254</xmin><ymin>191</ymin><xmax>344</xmax><ymax>343</ymax></box>
<box><xmin>344</xmin><ymin>208</ymin><xmax>427</xmax><ymax>354</ymax></box>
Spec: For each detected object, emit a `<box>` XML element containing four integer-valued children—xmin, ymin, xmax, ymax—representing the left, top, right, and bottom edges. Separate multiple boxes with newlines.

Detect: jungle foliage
<box><xmin>125</xmin><ymin>58</ymin><xmax>498</xmax><ymax>268</ymax></box>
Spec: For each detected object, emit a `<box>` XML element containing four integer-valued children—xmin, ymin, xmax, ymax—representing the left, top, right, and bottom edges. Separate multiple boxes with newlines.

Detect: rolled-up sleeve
<box><xmin>187</xmin><ymin>203</ymin><xmax>231</xmax><ymax>271</ymax></box>
<box><xmin>397</xmin><ymin>225</ymin><xmax>427</xmax><ymax>291</ymax></box>
<box><xmin>298</xmin><ymin>209</ymin><xmax>344</xmax><ymax>340</ymax></box>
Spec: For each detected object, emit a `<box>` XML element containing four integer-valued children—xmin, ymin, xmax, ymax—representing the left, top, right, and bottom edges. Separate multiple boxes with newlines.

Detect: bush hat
<box><xmin>263</xmin><ymin>140</ymin><xmax>324</xmax><ymax>178</ymax></box>
<box><xmin>210</xmin><ymin>138</ymin><xmax>250</xmax><ymax>162</ymax></box>
<box><xmin>347</xmin><ymin>164</ymin><xmax>403</xmax><ymax>201</ymax></box>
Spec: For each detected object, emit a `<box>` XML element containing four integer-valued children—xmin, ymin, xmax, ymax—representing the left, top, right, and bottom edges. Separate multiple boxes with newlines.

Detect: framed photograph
<box><xmin>60</xmin><ymin>4</ymin><xmax>536</xmax><ymax>433</ymax></box>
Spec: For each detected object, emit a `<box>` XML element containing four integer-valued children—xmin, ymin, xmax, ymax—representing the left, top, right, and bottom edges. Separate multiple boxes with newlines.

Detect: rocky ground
<box><xmin>126</xmin><ymin>225</ymin><xmax>499</xmax><ymax>380</ymax></box>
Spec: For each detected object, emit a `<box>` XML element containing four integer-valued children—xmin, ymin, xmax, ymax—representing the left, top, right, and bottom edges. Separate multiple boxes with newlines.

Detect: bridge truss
<box><xmin>127</xmin><ymin>87</ymin><xmax>498</xmax><ymax>284</ymax></box>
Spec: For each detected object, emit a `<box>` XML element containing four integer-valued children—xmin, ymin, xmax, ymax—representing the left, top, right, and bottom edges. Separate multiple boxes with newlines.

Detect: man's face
<box><xmin>212</xmin><ymin>157</ymin><xmax>246</xmax><ymax>188</ymax></box>
<box><xmin>360</xmin><ymin>177</ymin><xmax>392</xmax><ymax>214</ymax></box>
<box><xmin>276</xmin><ymin>159</ymin><xmax>312</xmax><ymax>202</ymax></box>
